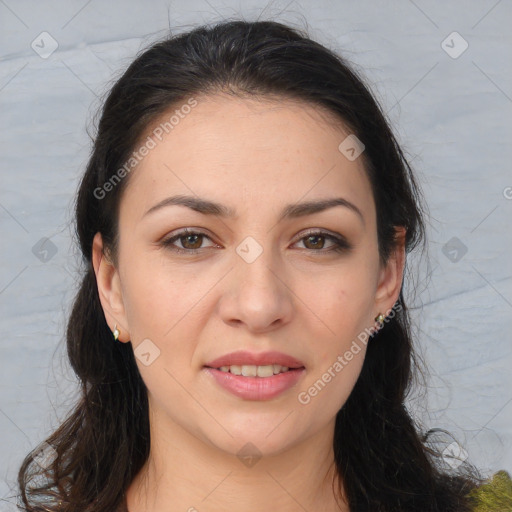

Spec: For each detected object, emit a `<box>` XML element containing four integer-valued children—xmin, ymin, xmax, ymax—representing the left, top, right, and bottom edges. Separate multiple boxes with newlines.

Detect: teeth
<box><xmin>256</xmin><ymin>365</ymin><xmax>273</xmax><ymax>377</ymax></box>
<box><xmin>217</xmin><ymin>364</ymin><xmax>291</xmax><ymax>376</ymax></box>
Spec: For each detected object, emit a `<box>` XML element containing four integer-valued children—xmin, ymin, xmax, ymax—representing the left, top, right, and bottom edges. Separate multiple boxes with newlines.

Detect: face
<box><xmin>94</xmin><ymin>94</ymin><xmax>404</xmax><ymax>459</ymax></box>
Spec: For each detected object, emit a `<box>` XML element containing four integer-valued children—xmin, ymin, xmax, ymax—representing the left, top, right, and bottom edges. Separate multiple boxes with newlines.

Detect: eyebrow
<box><xmin>143</xmin><ymin>194</ymin><xmax>364</xmax><ymax>225</ymax></box>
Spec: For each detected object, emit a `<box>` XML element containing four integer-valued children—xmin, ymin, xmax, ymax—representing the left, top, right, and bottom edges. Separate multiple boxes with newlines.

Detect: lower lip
<box><xmin>203</xmin><ymin>367</ymin><xmax>306</xmax><ymax>400</ymax></box>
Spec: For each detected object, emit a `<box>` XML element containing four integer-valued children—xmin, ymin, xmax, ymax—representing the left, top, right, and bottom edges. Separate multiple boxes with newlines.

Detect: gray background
<box><xmin>1</xmin><ymin>0</ymin><xmax>511</xmax><ymax>507</ymax></box>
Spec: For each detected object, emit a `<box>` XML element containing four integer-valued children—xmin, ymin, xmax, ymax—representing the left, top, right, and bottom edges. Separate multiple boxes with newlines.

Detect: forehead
<box><xmin>122</xmin><ymin>94</ymin><xmax>374</xmax><ymax>221</ymax></box>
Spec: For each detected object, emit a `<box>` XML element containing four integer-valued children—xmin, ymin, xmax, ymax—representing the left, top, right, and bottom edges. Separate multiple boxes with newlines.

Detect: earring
<box><xmin>375</xmin><ymin>313</ymin><xmax>385</xmax><ymax>326</ymax></box>
<box><xmin>113</xmin><ymin>324</ymin><xmax>120</xmax><ymax>341</ymax></box>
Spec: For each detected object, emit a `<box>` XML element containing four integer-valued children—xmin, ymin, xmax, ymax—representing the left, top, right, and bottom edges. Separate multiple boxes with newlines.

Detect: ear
<box><xmin>374</xmin><ymin>227</ymin><xmax>406</xmax><ymax>317</ymax></box>
<box><xmin>92</xmin><ymin>232</ymin><xmax>130</xmax><ymax>342</ymax></box>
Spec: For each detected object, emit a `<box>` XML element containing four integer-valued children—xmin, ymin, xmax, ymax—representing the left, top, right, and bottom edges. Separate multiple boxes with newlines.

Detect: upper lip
<box><xmin>204</xmin><ymin>350</ymin><xmax>305</xmax><ymax>369</ymax></box>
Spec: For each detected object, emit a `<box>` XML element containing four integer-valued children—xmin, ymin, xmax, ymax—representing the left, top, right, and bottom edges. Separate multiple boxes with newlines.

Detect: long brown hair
<box><xmin>17</xmin><ymin>19</ymin><xmax>481</xmax><ymax>511</ymax></box>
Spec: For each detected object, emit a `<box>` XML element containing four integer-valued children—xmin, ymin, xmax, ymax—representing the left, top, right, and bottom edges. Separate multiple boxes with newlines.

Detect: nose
<box><xmin>217</xmin><ymin>247</ymin><xmax>294</xmax><ymax>333</ymax></box>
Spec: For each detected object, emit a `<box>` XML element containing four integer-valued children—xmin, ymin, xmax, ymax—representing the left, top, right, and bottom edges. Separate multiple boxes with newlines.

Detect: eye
<box><xmin>159</xmin><ymin>228</ymin><xmax>351</xmax><ymax>255</ymax></box>
<box><xmin>160</xmin><ymin>228</ymin><xmax>217</xmax><ymax>254</ymax></box>
<box><xmin>293</xmin><ymin>230</ymin><xmax>351</xmax><ymax>253</ymax></box>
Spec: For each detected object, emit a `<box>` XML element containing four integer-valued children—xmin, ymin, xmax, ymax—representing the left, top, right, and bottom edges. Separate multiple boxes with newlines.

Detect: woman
<box><xmin>16</xmin><ymin>19</ymin><xmax>511</xmax><ymax>512</ymax></box>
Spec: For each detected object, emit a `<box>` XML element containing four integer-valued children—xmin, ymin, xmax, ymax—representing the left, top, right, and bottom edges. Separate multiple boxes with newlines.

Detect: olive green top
<box><xmin>466</xmin><ymin>470</ymin><xmax>512</xmax><ymax>511</ymax></box>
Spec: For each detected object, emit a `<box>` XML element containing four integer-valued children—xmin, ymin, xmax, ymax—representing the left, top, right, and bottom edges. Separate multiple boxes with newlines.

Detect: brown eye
<box><xmin>302</xmin><ymin>234</ymin><xmax>326</xmax><ymax>250</ymax></box>
<box><xmin>294</xmin><ymin>231</ymin><xmax>351</xmax><ymax>253</ymax></box>
<box><xmin>180</xmin><ymin>233</ymin><xmax>203</xmax><ymax>250</ymax></box>
<box><xmin>160</xmin><ymin>229</ymin><xmax>217</xmax><ymax>254</ymax></box>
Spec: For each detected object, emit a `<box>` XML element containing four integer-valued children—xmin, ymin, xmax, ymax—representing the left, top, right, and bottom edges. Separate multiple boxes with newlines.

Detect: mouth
<box><xmin>203</xmin><ymin>363</ymin><xmax>305</xmax><ymax>377</ymax></box>
<box><xmin>204</xmin><ymin>350</ymin><xmax>305</xmax><ymax>371</ymax></box>
<box><xmin>202</xmin><ymin>365</ymin><xmax>306</xmax><ymax>401</ymax></box>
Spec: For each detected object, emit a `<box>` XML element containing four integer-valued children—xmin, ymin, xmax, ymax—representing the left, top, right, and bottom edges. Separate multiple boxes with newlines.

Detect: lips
<box><xmin>204</xmin><ymin>366</ymin><xmax>306</xmax><ymax>400</ymax></box>
<box><xmin>204</xmin><ymin>350</ymin><xmax>305</xmax><ymax>369</ymax></box>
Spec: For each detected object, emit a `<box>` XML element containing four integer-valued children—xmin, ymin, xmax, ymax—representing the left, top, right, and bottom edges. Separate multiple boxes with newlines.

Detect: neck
<box><xmin>126</xmin><ymin>408</ymin><xmax>348</xmax><ymax>512</ymax></box>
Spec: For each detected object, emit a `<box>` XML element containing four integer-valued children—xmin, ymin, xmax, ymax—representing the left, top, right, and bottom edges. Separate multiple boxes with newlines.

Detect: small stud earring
<box><xmin>375</xmin><ymin>313</ymin><xmax>385</xmax><ymax>325</ymax></box>
<box><xmin>113</xmin><ymin>324</ymin><xmax>120</xmax><ymax>341</ymax></box>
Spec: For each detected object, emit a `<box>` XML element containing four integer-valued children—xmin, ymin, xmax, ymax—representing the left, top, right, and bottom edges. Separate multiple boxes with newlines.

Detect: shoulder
<box><xmin>465</xmin><ymin>470</ymin><xmax>512</xmax><ymax>511</ymax></box>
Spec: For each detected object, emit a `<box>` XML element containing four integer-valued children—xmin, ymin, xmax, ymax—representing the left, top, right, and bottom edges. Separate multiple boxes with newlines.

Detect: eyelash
<box><xmin>159</xmin><ymin>228</ymin><xmax>351</xmax><ymax>255</ymax></box>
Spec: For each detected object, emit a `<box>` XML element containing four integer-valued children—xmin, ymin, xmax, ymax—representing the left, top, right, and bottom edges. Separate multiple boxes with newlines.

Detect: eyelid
<box><xmin>160</xmin><ymin>228</ymin><xmax>218</xmax><ymax>251</ymax></box>
<box><xmin>294</xmin><ymin>227</ymin><xmax>344</xmax><ymax>242</ymax></box>
<box><xmin>293</xmin><ymin>228</ymin><xmax>351</xmax><ymax>251</ymax></box>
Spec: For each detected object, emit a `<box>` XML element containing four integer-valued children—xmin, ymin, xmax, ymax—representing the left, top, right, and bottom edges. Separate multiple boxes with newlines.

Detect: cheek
<box><xmin>297</xmin><ymin>277</ymin><xmax>371</xmax><ymax>414</ymax></box>
<box><xmin>119</xmin><ymin>258</ymin><xmax>203</xmax><ymax>397</ymax></box>
<box><xmin>119</xmin><ymin>248</ymin><xmax>202</xmax><ymax>342</ymax></box>
<box><xmin>309</xmin><ymin>262</ymin><xmax>378</xmax><ymax>328</ymax></box>
<box><xmin>121</xmin><ymin>276</ymin><xmax>168</xmax><ymax>340</ymax></box>
<box><xmin>297</xmin><ymin>327</ymin><xmax>367</xmax><ymax>422</ymax></box>
<box><xmin>298</xmin><ymin>259</ymin><xmax>377</xmax><ymax>373</ymax></box>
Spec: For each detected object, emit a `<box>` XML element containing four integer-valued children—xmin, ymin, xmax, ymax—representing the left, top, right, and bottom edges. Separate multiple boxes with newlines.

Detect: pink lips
<box><xmin>204</xmin><ymin>350</ymin><xmax>305</xmax><ymax>369</ymax></box>
<box><xmin>203</xmin><ymin>367</ymin><xmax>305</xmax><ymax>400</ymax></box>
<box><xmin>203</xmin><ymin>350</ymin><xmax>306</xmax><ymax>401</ymax></box>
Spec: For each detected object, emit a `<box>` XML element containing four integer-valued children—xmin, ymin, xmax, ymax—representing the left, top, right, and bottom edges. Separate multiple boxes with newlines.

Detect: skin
<box><xmin>93</xmin><ymin>93</ymin><xmax>405</xmax><ymax>512</ymax></box>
